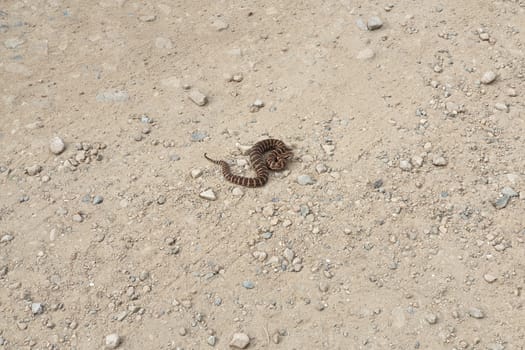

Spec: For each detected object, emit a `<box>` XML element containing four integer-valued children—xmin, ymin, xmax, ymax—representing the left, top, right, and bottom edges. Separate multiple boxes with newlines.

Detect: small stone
<box><xmin>157</xmin><ymin>195</ymin><xmax>166</xmax><ymax>205</ymax></box>
<box><xmin>481</xmin><ymin>71</ymin><xmax>497</xmax><ymax>84</ymax></box>
<box><xmin>4</xmin><ymin>37</ymin><xmax>25</xmax><ymax>49</ymax></box>
<box><xmin>399</xmin><ymin>159</ymin><xmax>412</xmax><ymax>171</ymax></box>
<box><xmin>479</xmin><ymin>32</ymin><xmax>490</xmax><ymax>41</ymax></box>
<box><xmin>229</xmin><ymin>333</ymin><xmax>250</xmax><ymax>349</ymax></box>
<box><xmin>425</xmin><ymin>313</ymin><xmax>438</xmax><ymax>324</ymax></box>
<box><xmin>262</xmin><ymin>231</ymin><xmax>273</xmax><ymax>239</ymax></box>
<box><xmin>468</xmin><ymin>308</ymin><xmax>484</xmax><ymax>319</ymax></box>
<box><xmin>297</xmin><ymin>174</ymin><xmax>315</xmax><ymax>185</ymax></box>
<box><xmin>272</xmin><ymin>332</ymin><xmax>281</xmax><ymax>344</ymax></box>
<box><xmin>412</xmin><ymin>156</ymin><xmax>423</xmax><ymax>167</ymax></box>
<box><xmin>487</xmin><ymin>344</ymin><xmax>504</xmax><ymax>350</ymax></box>
<box><xmin>31</xmin><ymin>303</ymin><xmax>44</xmax><ymax>315</ymax></box>
<box><xmin>170</xmin><ymin>154</ymin><xmax>181</xmax><ymax>161</ymax></box>
<box><xmin>72</xmin><ymin>214</ymin><xmax>83</xmax><ymax>223</ymax></box>
<box><xmin>283</xmin><ymin>248</ymin><xmax>295</xmax><ymax>262</ymax></box>
<box><xmin>319</xmin><ymin>281</ymin><xmax>329</xmax><ymax>292</ymax></box>
<box><xmin>105</xmin><ymin>333</ymin><xmax>122</xmax><ymax>349</ymax></box>
<box><xmin>179</xmin><ymin>327</ymin><xmax>187</xmax><ymax>336</ymax></box>
<box><xmin>432</xmin><ymin>156</ymin><xmax>447</xmax><ymax>166</ymax></box>
<box><xmin>357</xmin><ymin>48</ymin><xmax>375</xmax><ymax>60</ymax></box>
<box><xmin>494</xmin><ymin>103</ymin><xmax>509</xmax><ymax>112</ymax></box>
<box><xmin>207</xmin><ymin>335</ymin><xmax>217</xmax><ymax>346</ymax></box>
<box><xmin>484</xmin><ymin>274</ymin><xmax>497</xmax><ymax>283</ymax></box>
<box><xmin>494</xmin><ymin>195</ymin><xmax>510</xmax><ymax>209</ymax></box>
<box><xmin>25</xmin><ymin>164</ymin><xmax>42</xmax><ymax>176</ymax></box>
<box><xmin>253</xmin><ymin>99</ymin><xmax>265</xmax><ymax>108</ymax></box>
<box><xmin>232</xmin><ymin>73</ymin><xmax>243</xmax><ymax>82</ymax></box>
<box><xmin>139</xmin><ymin>15</ymin><xmax>156</xmax><ymax>22</ymax></box>
<box><xmin>2</xmin><ymin>234</ymin><xmax>14</xmax><ymax>243</ymax></box>
<box><xmin>232</xmin><ymin>187</ymin><xmax>244</xmax><ymax>197</ymax></box>
<box><xmin>92</xmin><ymin>196</ymin><xmax>104</xmax><ymax>205</ymax></box>
<box><xmin>316</xmin><ymin>164</ymin><xmax>328</xmax><ymax>174</ymax></box>
<box><xmin>367</xmin><ymin>16</ymin><xmax>383</xmax><ymax>30</ymax></box>
<box><xmin>322</xmin><ymin>144</ymin><xmax>335</xmax><ymax>155</ymax></box>
<box><xmin>212</xmin><ymin>19</ymin><xmax>229</xmax><ymax>31</ymax></box>
<box><xmin>49</xmin><ymin>136</ymin><xmax>66</xmax><ymax>155</ymax></box>
<box><xmin>188</xmin><ymin>89</ymin><xmax>208</xmax><ymax>106</ymax></box>
<box><xmin>433</xmin><ymin>65</ymin><xmax>443</xmax><ymax>73</ymax></box>
<box><xmin>242</xmin><ymin>280</ymin><xmax>254</xmax><ymax>289</ymax></box>
<box><xmin>501</xmin><ymin>187</ymin><xmax>518</xmax><ymax>197</ymax></box>
<box><xmin>200</xmin><ymin>189</ymin><xmax>217</xmax><ymax>201</ymax></box>
<box><xmin>507</xmin><ymin>88</ymin><xmax>517</xmax><ymax>97</ymax></box>
<box><xmin>191</xmin><ymin>168</ymin><xmax>203</xmax><ymax>178</ymax></box>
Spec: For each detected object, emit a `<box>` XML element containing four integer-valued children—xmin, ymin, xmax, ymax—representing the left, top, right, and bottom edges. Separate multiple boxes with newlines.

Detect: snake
<box><xmin>204</xmin><ymin>139</ymin><xmax>293</xmax><ymax>187</ymax></box>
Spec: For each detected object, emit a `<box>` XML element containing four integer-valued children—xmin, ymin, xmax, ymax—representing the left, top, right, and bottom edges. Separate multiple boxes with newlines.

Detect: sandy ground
<box><xmin>1</xmin><ymin>0</ymin><xmax>525</xmax><ymax>349</ymax></box>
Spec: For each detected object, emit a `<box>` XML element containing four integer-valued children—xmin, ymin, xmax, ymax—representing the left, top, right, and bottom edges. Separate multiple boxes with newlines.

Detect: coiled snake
<box><xmin>204</xmin><ymin>139</ymin><xmax>293</xmax><ymax>187</ymax></box>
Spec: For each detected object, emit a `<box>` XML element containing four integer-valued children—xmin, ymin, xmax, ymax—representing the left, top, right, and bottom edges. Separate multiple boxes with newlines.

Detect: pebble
<box><xmin>92</xmin><ymin>196</ymin><xmax>104</xmax><ymax>205</ymax></box>
<box><xmin>188</xmin><ymin>89</ymin><xmax>208</xmax><ymax>106</ymax></box>
<box><xmin>49</xmin><ymin>136</ymin><xmax>66</xmax><ymax>155</ymax></box>
<box><xmin>4</xmin><ymin>37</ymin><xmax>25</xmax><ymax>49</ymax></box>
<box><xmin>479</xmin><ymin>32</ymin><xmax>490</xmax><ymax>41</ymax></box>
<box><xmin>139</xmin><ymin>15</ymin><xmax>156</xmax><ymax>22</ymax></box>
<box><xmin>356</xmin><ymin>18</ymin><xmax>368</xmax><ymax>31</ymax></box>
<box><xmin>207</xmin><ymin>335</ymin><xmax>217</xmax><ymax>346</ymax></box>
<box><xmin>262</xmin><ymin>231</ymin><xmax>273</xmax><ymax>239</ymax></box>
<box><xmin>411</xmin><ymin>156</ymin><xmax>423</xmax><ymax>167</ymax></box>
<box><xmin>179</xmin><ymin>327</ymin><xmax>187</xmax><ymax>336</ymax></box>
<box><xmin>170</xmin><ymin>154</ymin><xmax>181</xmax><ymax>161</ymax></box>
<box><xmin>212</xmin><ymin>19</ymin><xmax>229</xmax><ymax>31</ymax></box>
<box><xmin>399</xmin><ymin>159</ymin><xmax>412</xmax><ymax>171</ymax></box>
<box><xmin>357</xmin><ymin>48</ymin><xmax>375</xmax><ymax>60</ymax></box>
<box><xmin>191</xmin><ymin>168</ymin><xmax>203</xmax><ymax>178</ymax></box>
<box><xmin>283</xmin><ymin>248</ymin><xmax>295</xmax><ymax>262</ymax></box>
<box><xmin>367</xmin><ymin>16</ymin><xmax>383</xmax><ymax>30</ymax></box>
<box><xmin>424</xmin><ymin>313</ymin><xmax>438</xmax><ymax>324</ymax></box>
<box><xmin>501</xmin><ymin>187</ymin><xmax>518</xmax><ymax>197</ymax></box>
<box><xmin>507</xmin><ymin>88</ymin><xmax>517</xmax><ymax>97</ymax></box>
<box><xmin>31</xmin><ymin>303</ymin><xmax>44</xmax><ymax>315</ymax></box>
<box><xmin>432</xmin><ymin>156</ymin><xmax>447</xmax><ymax>166</ymax></box>
<box><xmin>494</xmin><ymin>103</ymin><xmax>509</xmax><ymax>112</ymax></box>
<box><xmin>105</xmin><ymin>333</ymin><xmax>122</xmax><ymax>349</ymax></box>
<box><xmin>481</xmin><ymin>71</ymin><xmax>497</xmax><ymax>84</ymax></box>
<box><xmin>157</xmin><ymin>195</ymin><xmax>166</xmax><ymax>205</ymax></box>
<box><xmin>25</xmin><ymin>164</ymin><xmax>42</xmax><ymax>176</ymax></box>
<box><xmin>319</xmin><ymin>281</ymin><xmax>329</xmax><ymax>292</ymax></box>
<box><xmin>467</xmin><ymin>308</ymin><xmax>484</xmax><ymax>319</ymax></box>
<box><xmin>487</xmin><ymin>344</ymin><xmax>504</xmax><ymax>350</ymax></box>
<box><xmin>316</xmin><ymin>164</ymin><xmax>328</xmax><ymax>174</ymax></box>
<box><xmin>72</xmin><ymin>214</ymin><xmax>83</xmax><ymax>223</ymax></box>
<box><xmin>494</xmin><ymin>195</ymin><xmax>510</xmax><ymax>209</ymax></box>
<box><xmin>232</xmin><ymin>187</ymin><xmax>244</xmax><ymax>197</ymax></box>
<box><xmin>229</xmin><ymin>333</ymin><xmax>250</xmax><ymax>349</ymax></box>
<box><xmin>200</xmin><ymin>189</ymin><xmax>217</xmax><ymax>201</ymax></box>
<box><xmin>484</xmin><ymin>274</ymin><xmax>497</xmax><ymax>283</ymax></box>
<box><xmin>155</xmin><ymin>37</ymin><xmax>173</xmax><ymax>49</ymax></box>
<box><xmin>297</xmin><ymin>174</ymin><xmax>315</xmax><ymax>185</ymax></box>
<box><xmin>242</xmin><ymin>280</ymin><xmax>254</xmax><ymax>289</ymax></box>
<box><xmin>96</xmin><ymin>90</ymin><xmax>129</xmax><ymax>102</ymax></box>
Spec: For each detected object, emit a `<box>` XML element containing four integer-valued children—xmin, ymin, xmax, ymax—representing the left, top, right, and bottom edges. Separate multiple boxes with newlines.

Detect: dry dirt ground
<box><xmin>1</xmin><ymin>0</ymin><xmax>525</xmax><ymax>349</ymax></box>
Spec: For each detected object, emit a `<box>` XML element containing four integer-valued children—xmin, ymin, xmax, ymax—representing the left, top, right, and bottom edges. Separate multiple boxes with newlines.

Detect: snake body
<box><xmin>204</xmin><ymin>139</ymin><xmax>293</xmax><ymax>187</ymax></box>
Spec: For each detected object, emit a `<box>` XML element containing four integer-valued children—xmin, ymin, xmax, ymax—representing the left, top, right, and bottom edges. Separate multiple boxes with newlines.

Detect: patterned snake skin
<box><xmin>204</xmin><ymin>139</ymin><xmax>293</xmax><ymax>187</ymax></box>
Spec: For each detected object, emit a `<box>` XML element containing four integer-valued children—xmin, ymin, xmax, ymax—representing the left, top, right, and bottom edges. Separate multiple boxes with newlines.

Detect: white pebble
<box><xmin>367</xmin><ymin>16</ymin><xmax>383</xmax><ymax>30</ymax></box>
<box><xmin>494</xmin><ymin>103</ymin><xmax>509</xmax><ymax>112</ymax></box>
<box><xmin>188</xmin><ymin>89</ymin><xmax>208</xmax><ymax>106</ymax></box>
<box><xmin>481</xmin><ymin>71</ymin><xmax>497</xmax><ymax>84</ymax></box>
<box><xmin>399</xmin><ymin>159</ymin><xmax>412</xmax><ymax>171</ymax></box>
<box><xmin>49</xmin><ymin>136</ymin><xmax>66</xmax><ymax>155</ymax></box>
<box><xmin>357</xmin><ymin>48</ymin><xmax>375</xmax><ymax>60</ymax></box>
<box><xmin>105</xmin><ymin>333</ymin><xmax>121</xmax><ymax>349</ymax></box>
<box><xmin>229</xmin><ymin>333</ymin><xmax>250</xmax><ymax>349</ymax></box>
<box><xmin>297</xmin><ymin>174</ymin><xmax>315</xmax><ymax>185</ymax></box>
<box><xmin>199</xmin><ymin>189</ymin><xmax>217</xmax><ymax>201</ymax></box>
